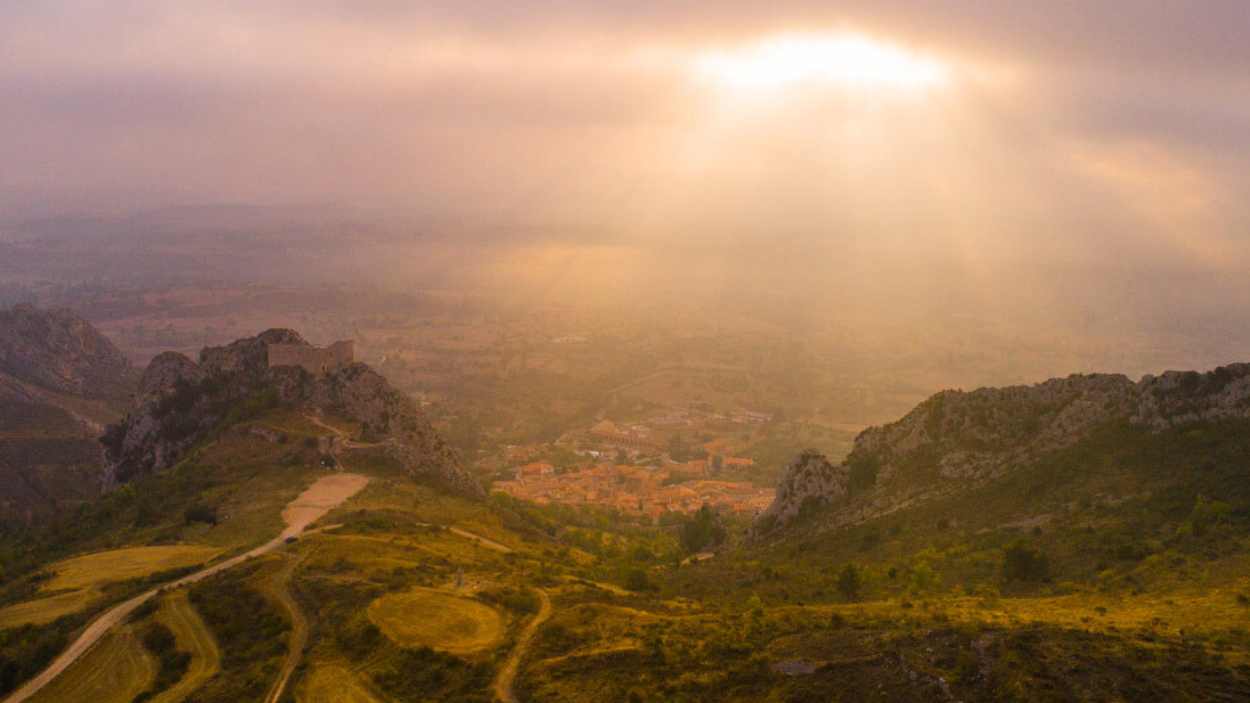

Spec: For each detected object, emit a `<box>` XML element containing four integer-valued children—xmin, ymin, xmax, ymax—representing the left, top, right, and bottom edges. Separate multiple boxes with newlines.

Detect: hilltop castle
<box><xmin>267</xmin><ymin>339</ymin><xmax>354</xmax><ymax>376</ymax></box>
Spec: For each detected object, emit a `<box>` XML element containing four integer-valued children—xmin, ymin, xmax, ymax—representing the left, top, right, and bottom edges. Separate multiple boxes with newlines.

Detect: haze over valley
<box><xmin>3</xmin><ymin>3</ymin><xmax>1250</xmax><ymax>702</ymax></box>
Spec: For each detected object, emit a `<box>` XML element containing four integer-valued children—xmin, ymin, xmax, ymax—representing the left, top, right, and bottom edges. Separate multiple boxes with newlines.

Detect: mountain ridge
<box><xmin>756</xmin><ymin>364</ymin><xmax>1250</xmax><ymax>536</ymax></box>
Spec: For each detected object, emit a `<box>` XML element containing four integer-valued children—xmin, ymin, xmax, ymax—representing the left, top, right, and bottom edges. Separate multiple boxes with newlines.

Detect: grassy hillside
<box><xmin>26</xmin><ymin>627</ymin><xmax>154</xmax><ymax>703</ymax></box>
<box><xmin>151</xmin><ymin>591</ymin><xmax>220</xmax><ymax>703</ymax></box>
<box><xmin>5</xmin><ymin>409</ymin><xmax>1250</xmax><ymax>701</ymax></box>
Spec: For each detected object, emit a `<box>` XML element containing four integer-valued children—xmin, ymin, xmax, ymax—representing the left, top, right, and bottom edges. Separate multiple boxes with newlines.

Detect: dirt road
<box><xmin>492</xmin><ymin>588</ymin><xmax>552</xmax><ymax>703</ymax></box>
<box><xmin>4</xmin><ymin>473</ymin><xmax>369</xmax><ymax>703</ymax></box>
<box><xmin>306</xmin><ymin>414</ymin><xmax>386</xmax><ymax>450</ymax></box>
<box><xmin>261</xmin><ymin>556</ymin><xmax>309</xmax><ymax>703</ymax></box>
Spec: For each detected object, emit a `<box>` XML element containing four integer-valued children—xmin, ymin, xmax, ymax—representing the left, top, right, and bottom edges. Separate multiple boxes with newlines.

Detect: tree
<box><xmin>1002</xmin><ymin>541</ymin><xmax>1049</xmax><ymax>583</ymax></box>
<box><xmin>837</xmin><ymin>564</ymin><xmax>862</xmax><ymax>601</ymax></box>
<box><xmin>184</xmin><ymin>503</ymin><xmax>218</xmax><ymax>526</ymax></box>
<box><xmin>909</xmin><ymin>562</ymin><xmax>937</xmax><ymax>593</ymax></box>
<box><xmin>847</xmin><ymin>455</ymin><xmax>880</xmax><ymax>495</ymax></box>
<box><xmin>679</xmin><ymin>505</ymin><xmax>727</xmax><ymax>554</ymax></box>
<box><xmin>624</xmin><ymin>568</ymin><xmax>653</xmax><ymax>592</ymax></box>
<box><xmin>747</xmin><ymin>594</ymin><xmax>766</xmax><ymax>620</ymax></box>
<box><xmin>1189</xmin><ymin>495</ymin><xmax>1232</xmax><ymax>537</ymax></box>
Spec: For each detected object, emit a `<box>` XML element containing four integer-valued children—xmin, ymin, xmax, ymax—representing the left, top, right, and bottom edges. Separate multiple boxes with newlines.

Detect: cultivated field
<box><xmin>151</xmin><ymin>591</ymin><xmax>221</xmax><ymax>703</ymax></box>
<box><xmin>298</xmin><ymin>664</ymin><xmax>381</xmax><ymax>703</ymax></box>
<box><xmin>43</xmin><ymin>545</ymin><xmax>220</xmax><ymax>592</ymax></box>
<box><xmin>368</xmin><ymin>588</ymin><xmax>505</xmax><ymax>655</ymax></box>
<box><xmin>0</xmin><ymin>591</ymin><xmax>96</xmax><ymax>630</ymax></box>
<box><xmin>0</xmin><ymin>545</ymin><xmax>219</xmax><ymax>629</ymax></box>
<box><xmin>26</xmin><ymin>628</ymin><xmax>154</xmax><ymax>703</ymax></box>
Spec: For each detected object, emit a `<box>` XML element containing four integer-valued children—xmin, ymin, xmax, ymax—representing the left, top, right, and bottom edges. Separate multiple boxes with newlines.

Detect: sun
<box><xmin>691</xmin><ymin>33</ymin><xmax>951</xmax><ymax>95</ymax></box>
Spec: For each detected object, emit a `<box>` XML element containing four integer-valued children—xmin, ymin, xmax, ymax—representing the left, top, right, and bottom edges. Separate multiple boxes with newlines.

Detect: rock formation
<box><xmin>103</xmin><ymin>329</ymin><xmax>482</xmax><ymax>498</ymax></box>
<box><xmin>0</xmin><ymin>303</ymin><xmax>134</xmax><ymax>399</ymax></box>
<box><xmin>0</xmin><ymin>305</ymin><xmax>136</xmax><ymax>520</ymax></box>
<box><xmin>755</xmin><ymin>364</ymin><xmax>1250</xmax><ymax>537</ymax></box>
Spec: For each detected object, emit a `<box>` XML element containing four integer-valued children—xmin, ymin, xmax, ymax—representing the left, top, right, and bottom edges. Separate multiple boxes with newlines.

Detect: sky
<box><xmin>3</xmin><ymin>2</ymin><xmax>1250</xmax><ymax>358</ymax></box>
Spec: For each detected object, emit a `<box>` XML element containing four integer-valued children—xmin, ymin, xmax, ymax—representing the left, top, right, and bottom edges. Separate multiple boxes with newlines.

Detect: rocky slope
<box><xmin>0</xmin><ymin>304</ymin><xmax>134</xmax><ymax>399</ymax></box>
<box><xmin>0</xmin><ymin>305</ymin><xmax>135</xmax><ymax>521</ymax></box>
<box><xmin>103</xmin><ymin>329</ymin><xmax>483</xmax><ymax>497</ymax></box>
<box><xmin>755</xmin><ymin>364</ymin><xmax>1250</xmax><ymax>536</ymax></box>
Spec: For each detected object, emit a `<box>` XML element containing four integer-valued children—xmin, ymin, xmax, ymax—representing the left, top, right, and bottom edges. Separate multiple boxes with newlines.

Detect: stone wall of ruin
<box><xmin>267</xmin><ymin>340</ymin><xmax>354</xmax><ymax>375</ymax></box>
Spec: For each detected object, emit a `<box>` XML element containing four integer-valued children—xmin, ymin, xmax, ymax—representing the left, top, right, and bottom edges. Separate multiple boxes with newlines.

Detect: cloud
<box><xmin>1</xmin><ymin>0</ymin><xmax>1248</xmax><ymax>315</ymax></box>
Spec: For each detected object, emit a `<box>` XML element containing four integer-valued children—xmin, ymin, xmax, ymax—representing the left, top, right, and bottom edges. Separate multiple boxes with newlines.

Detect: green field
<box><xmin>27</xmin><ymin>628</ymin><xmax>155</xmax><ymax>703</ymax></box>
<box><xmin>368</xmin><ymin>588</ymin><xmax>505</xmax><ymax>655</ymax></box>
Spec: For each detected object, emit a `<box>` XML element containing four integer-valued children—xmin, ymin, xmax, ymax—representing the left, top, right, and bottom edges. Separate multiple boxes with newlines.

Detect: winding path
<box><xmin>262</xmin><ymin>555</ymin><xmax>309</xmax><ymax>703</ymax></box>
<box><xmin>4</xmin><ymin>473</ymin><xmax>370</xmax><ymax>703</ymax></box>
<box><xmin>492</xmin><ymin>588</ymin><xmax>552</xmax><ymax>703</ymax></box>
<box><xmin>306</xmin><ymin>414</ymin><xmax>387</xmax><ymax>450</ymax></box>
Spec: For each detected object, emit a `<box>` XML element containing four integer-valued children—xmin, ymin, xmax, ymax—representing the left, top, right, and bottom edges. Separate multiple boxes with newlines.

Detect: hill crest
<box><xmin>756</xmin><ymin>364</ymin><xmax>1250</xmax><ymax>536</ymax></box>
<box><xmin>103</xmin><ymin>329</ymin><xmax>482</xmax><ymax>497</ymax></box>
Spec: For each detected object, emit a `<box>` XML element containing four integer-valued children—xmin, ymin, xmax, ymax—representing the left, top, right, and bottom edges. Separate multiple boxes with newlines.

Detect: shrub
<box><xmin>133</xmin><ymin>622</ymin><xmax>191</xmax><ymax>702</ymax></box>
<box><xmin>679</xmin><ymin>505</ymin><xmax>726</xmax><ymax>554</ymax></box>
<box><xmin>1003</xmin><ymin>541</ymin><xmax>1050</xmax><ymax>583</ymax></box>
<box><xmin>184</xmin><ymin>503</ymin><xmax>218</xmax><ymax>526</ymax></box>
<box><xmin>625</xmin><ymin>568</ymin><xmax>654</xmax><ymax>592</ymax></box>
<box><xmin>847</xmin><ymin>455</ymin><xmax>880</xmax><ymax>495</ymax></box>
<box><xmin>837</xmin><ymin>564</ymin><xmax>862</xmax><ymax>602</ymax></box>
<box><xmin>478</xmin><ymin>587</ymin><xmax>539</xmax><ymax>614</ymax></box>
<box><xmin>373</xmin><ymin>647</ymin><xmax>491</xmax><ymax>702</ymax></box>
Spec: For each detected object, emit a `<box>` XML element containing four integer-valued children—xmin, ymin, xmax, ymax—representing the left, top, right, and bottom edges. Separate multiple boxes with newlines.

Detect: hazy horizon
<box><xmin>3</xmin><ymin>2</ymin><xmax>1250</xmax><ymax>385</ymax></box>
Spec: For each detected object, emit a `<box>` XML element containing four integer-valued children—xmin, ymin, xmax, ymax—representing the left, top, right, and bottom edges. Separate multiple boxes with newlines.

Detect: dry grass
<box><xmin>27</xmin><ymin>627</ymin><xmax>155</xmax><ymax>703</ymax></box>
<box><xmin>817</xmin><ymin>582</ymin><xmax>1250</xmax><ymax>640</ymax></box>
<box><xmin>298</xmin><ymin>664</ymin><xmax>382</xmax><ymax>703</ymax></box>
<box><xmin>311</xmin><ymin>531</ymin><xmax>505</xmax><ymax>574</ymax></box>
<box><xmin>368</xmin><ymin>587</ymin><xmax>505</xmax><ymax>656</ymax></box>
<box><xmin>151</xmin><ymin>591</ymin><xmax>221</xmax><ymax>703</ymax></box>
<box><xmin>0</xmin><ymin>589</ymin><xmax>98</xmax><ymax>630</ymax></box>
<box><xmin>0</xmin><ymin>545</ymin><xmax>219</xmax><ymax>629</ymax></box>
<box><xmin>44</xmin><ymin>545</ymin><xmax>220</xmax><ymax>592</ymax></box>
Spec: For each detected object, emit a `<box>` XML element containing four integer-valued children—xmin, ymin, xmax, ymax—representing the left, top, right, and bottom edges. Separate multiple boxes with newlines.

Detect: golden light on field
<box><xmin>691</xmin><ymin>33</ymin><xmax>951</xmax><ymax>95</ymax></box>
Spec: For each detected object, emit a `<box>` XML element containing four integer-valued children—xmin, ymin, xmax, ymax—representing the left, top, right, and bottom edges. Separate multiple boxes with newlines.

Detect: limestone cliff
<box><xmin>103</xmin><ymin>329</ymin><xmax>482</xmax><ymax>498</ymax></box>
<box><xmin>755</xmin><ymin>364</ymin><xmax>1250</xmax><ymax>537</ymax></box>
<box><xmin>0</xmin><ymin>303</ymin><xmax>134</xmax><ymax>399</ymax></box>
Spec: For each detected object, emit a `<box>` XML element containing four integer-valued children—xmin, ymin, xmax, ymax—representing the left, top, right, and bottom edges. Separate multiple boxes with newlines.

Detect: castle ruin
<box><xmin>267</xmin><ymin>340</ymin><xmax>355</xmax><ymax>376</ymax></box>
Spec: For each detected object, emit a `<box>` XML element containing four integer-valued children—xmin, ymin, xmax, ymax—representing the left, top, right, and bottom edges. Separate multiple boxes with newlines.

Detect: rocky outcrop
<box><xmin>754</xmin><ymin>451</ymin><xmax>846</xmax><ymax>532</ymax></box>
<box><xmin>140</xmin><ymin>352</ymin><xmax>204</xmax><ymax>398</ymax></box>
<box><xmin>104</xmin><ymin>329</ymin><xmax>482</xmax><ymax>497</ymax></box>
<box><xmin>0</xmin><ymin>304</ymin><xmax>134</xmax><ymax>399</ymax></box>
<box><xmin>0</xmin><ymin>305</ymin><xmax>133</xmax><ymax>521</ymax></box>
<box><xmin>756</xmin><ymin>364</ymin><xmax>1250</xmax><ymax>537</ymax></box>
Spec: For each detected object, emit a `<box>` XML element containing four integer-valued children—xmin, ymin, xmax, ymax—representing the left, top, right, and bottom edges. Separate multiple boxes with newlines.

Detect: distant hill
<box><xmin>0</xmin><ymin>304</ymin><xmax>134</xmax><ymax>400</ymax></box>
<box><xmin>0</xmin><ymin>305</ymin><xmax>135</xmax><ymax>521</ymax></box>
<box><xmin>757</xmin><ymin>365</ymin><xmax>1250</xmax><ymax>537</ymax></box>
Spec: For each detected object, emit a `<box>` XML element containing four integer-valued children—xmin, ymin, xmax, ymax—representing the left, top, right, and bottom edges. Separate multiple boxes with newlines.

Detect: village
<box><xmin>489</xmin><ymin>414</ymin><xmax>776</xmax><ymax>520</ymax></box>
